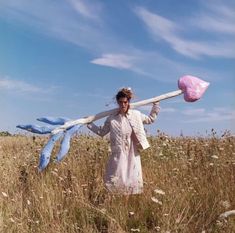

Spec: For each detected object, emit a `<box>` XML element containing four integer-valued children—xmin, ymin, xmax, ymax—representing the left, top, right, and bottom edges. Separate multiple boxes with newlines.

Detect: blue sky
<box><xmin>0</xmin><ymin>0</ymin><xmax>234</xmax><ymax>136</ymax></box>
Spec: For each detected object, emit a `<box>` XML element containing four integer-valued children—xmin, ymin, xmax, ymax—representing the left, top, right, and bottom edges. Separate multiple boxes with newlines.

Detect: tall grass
<box><xmin>0</xmin><ymin>132</ymin><xmax>234</xmax><ymax>232</ymax></box>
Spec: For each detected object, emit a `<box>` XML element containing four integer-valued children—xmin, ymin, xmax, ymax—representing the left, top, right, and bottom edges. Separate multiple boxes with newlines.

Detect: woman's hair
<box><xmin>116</xmin><ymin>87</ymin><xmax>133</xmax><ymax>102</ymax></box>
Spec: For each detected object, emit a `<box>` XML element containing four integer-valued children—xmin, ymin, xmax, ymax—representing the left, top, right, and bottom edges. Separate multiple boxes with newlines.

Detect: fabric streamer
<box><xmin>56</xmin><ymin>124</ymin><xmax>81</xmax><ymax>162</ymax></box>
<box><xmin>17</xmin><ymin>124</ymin><xmax>55</xmax><ymax>134</ymax></box>
<box><xmin>39</xmin><ymin>131</ymin><xmax>64</xmax><ymax>171</ymax></box>
<box><xmin>37</xmin><ymin>117</ymin><xmax>70</xmax><ymax>125</ymax></box>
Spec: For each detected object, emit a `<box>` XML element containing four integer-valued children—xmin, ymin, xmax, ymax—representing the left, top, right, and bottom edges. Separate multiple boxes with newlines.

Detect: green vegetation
<box><xmin>0</xmin><ymin>131</ymin><xmax>11</xmax><ymax>136</ymax></box>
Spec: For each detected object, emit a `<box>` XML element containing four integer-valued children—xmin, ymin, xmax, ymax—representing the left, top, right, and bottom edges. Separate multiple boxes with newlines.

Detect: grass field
<box><xmin>0</xmin><ymin>132</ymin><xmax>235</xmax><ymax>233</ymax></box>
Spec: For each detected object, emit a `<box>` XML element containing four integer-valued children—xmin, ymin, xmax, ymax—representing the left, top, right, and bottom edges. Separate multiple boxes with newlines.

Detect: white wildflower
<box><xmin>51</xmin><ymin>171</ymin><xmax>58</xmax><ymax>176</ymax></box>
<box><xmin>129</xmin><ymin>211</ymin><xmax>135</xmax><ymax>216</ymax></box>
<box><xmin>110</xmin><ymin>176</ymin><xmax>119</xmax><ymax>183</ymax></box>
<box><xmin>154</xmin><ymin>188</ymin><xmax>165</xmax><ymax>195</ymax></box>
<box><xmin>211</xmin><ymin>155</ymin><xmax>218</xmax><ymax>159</ymax></box>
<box><xmin>9</xmin><ymin>217</ymin><xmax>15</xmax><ymax>223</ymax></box>
<box><xmin>2</xmin><ymin>192</ymin><xmax>8</xmax><ymax>197</ymax></box>
<box><xmin>151</xmin><ymin>197</ymin><xmax>162</xmax><ymax>205</ymax></box>
<box><xmin>100</xmin><ymin>208</ymin><xmax>106</xmax><ymax>213</ymax></box>
<box><xmin>216</xmin><ymin>220</ymin><xmax>223</xmax><ymax>227</ymax></box>
<box><xmin>131</xmin><ymin>228</ymin><xmax>140</xmax><ymax>232</ymax></box>
<box><xmin>155</xmin><ymin>226</ymin><xmax>161</xmax><ymax>231</ymax></box>
<box><xmin>220</xmin><ymin>200</ymin><xmax>231</xmax><ymax>209</ymax></box>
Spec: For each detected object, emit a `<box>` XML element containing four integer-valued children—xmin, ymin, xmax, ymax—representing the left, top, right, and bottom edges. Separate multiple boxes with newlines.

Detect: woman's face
<box><xmin>117</xmin><ymin>97</ymin><xmax>129</xmax><ymax>114</ymax></box>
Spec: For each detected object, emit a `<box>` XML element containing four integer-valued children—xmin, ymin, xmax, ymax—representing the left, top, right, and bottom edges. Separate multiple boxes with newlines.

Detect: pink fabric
<box><xmin>178</xmin><ymin>75</ymin><xmax>210</xmax><ymax>102</ymax></box>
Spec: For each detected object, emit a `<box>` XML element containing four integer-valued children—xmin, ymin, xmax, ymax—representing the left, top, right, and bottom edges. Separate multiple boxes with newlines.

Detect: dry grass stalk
<box><xmin>0</xmin><ymin>132</ymin><xmax>234</xmax><ymax>232</ymax></box>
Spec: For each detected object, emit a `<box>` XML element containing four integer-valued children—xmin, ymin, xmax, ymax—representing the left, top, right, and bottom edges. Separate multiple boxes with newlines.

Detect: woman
<box><xmin>87</xmin><ymin>88</ymin><xmax>160</xmax><ymax>195</ymax></box>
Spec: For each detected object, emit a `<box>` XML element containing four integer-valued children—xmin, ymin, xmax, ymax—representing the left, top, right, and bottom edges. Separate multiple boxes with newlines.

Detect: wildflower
<box><xmin>155</xmin><ymin>226</ymin><xmax>161</xmax><ymax>231</ymax></box>
<box><xmin>110</xmin><ymin>175</ymin><xmax>119</xmax><ymax>183</ymax></box>
<box><xmin>172</xmin><ymin>168</ymin><xmax>179</xmax><ymax>172</ymax></box>
<box><xmin>154</xmin><ymin>188</ymin><xmax>165</xmax><ymax>195</ymax></box>
<box><xmin>131</xmin><ymin>229</ymin><xmax>140</xmax><ymax>232</ymax></box>
<box><xmin>51</xmin><ymin>171</ymin><xmax>58</xmax><ymax>176</ymax></box>
<box><xmin>2</xmin><ymin>192</ymin><xmax>8</xmax><ymax>197</ymax></box>
<box><xmin>151</xmin><ymin>197</ymin><xmax>162</xmax><ymax>205</ymax></box>
<box><xmin>9</xmin><ymin>217</ymin><xmax>15</xmax><ymax>223</ymax></box>
<box><xmin>129</xmin><ymin>211</ymin><xmax>135</xmax><ymax>216</ymax></box>
<box><xmin>216</xmin><ymin>220</ymin><xmax>223</xmax><ymax>227</ymax></box>
<box><xmin>211</xmin><ymin>155</ymin><xmax>218</xmax><ymax>159</ymax></box>
<box><xmin>100</xmin><ymin>208</ymin><xmax>106</xmax><ymax>213</ymax></box>
<box><xmin>220</xmin><ymin>200</ymin><xmax>231</xmax><ymax>209</ymax></box>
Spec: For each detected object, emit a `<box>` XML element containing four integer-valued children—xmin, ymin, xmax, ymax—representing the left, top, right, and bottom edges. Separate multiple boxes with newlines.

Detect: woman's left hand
<box><xmin>153</xmin><ymin>102</ymin><xmax>160</xmax><ymax>114</ymax></box>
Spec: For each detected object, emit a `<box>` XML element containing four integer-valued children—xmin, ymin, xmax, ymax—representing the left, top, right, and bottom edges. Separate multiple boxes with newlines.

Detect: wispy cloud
<box><xmin>67</xmin><ymin>0</ymin><xmax>103</xmax><ymax>21</ymax></box>
<box><xmin>0</xmin><ymin>0</ymin><xmax>111</xmax><ymax>53</ymax></box>
<box><xmin>183</xmin><ymin>107</ymin><xmax>235</xmax><ymax>123</ymax></box>
<box><xmin>134</xmin><ymin>3</ymin><xmax>235</xmax><ymax>59</ymax></box>
<box><xmin>140</xmin><ymin>105</ymin><xmax>177</xmax><ymax>113</ymax></box>
<box><xmin>161</xmin><ymin>107</ymin><xmax>177</xmax><ymax>113</ymax></box>
<box><xmin>0</xmin><ymin>0</ymin><xmax>233</xmax><ymax>82</ymax></box>
<box><xmin>0</xmin><ymin>76</ymin><xmax>55</xmax><ymax>94</ymax></box>
<box><xmin>0</xmin><ymin>1</ymin><xmax>178</xmax><ymax>80</ymax></box>
<box><xmin>91</xmin><ymin>54</ymin><xmax>137</xmax><ymax>69</ymax></box>
<box><xmin>193</xmin><ymin>1</ymin><xmax>235</xmax><ymax>35</ymax></box>
<box><xmin>182</xmin><ymin>108</ymin><xmax>206</xmax><ymax>116</ymax></box>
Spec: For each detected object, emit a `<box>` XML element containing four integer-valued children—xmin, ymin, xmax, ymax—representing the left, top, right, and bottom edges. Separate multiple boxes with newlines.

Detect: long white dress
<box><xmin>87</xmin><ymin>104</ymin><xmax>159</xmax><ymax>195</ymax></box>
<box><xmin>104</xmin><ymin>114</ymin><xmax>143</xmax><ymax>195</ymax></box>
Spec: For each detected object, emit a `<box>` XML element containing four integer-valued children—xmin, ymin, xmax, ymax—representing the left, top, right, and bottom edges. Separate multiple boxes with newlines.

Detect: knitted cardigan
<box><xmin>87</xmin><ymin>104</ymin><xmax>159</xmax><ymax>151</ymax></box>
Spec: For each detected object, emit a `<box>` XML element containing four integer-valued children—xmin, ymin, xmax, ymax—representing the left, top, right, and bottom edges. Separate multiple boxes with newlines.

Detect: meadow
<box><xmin>0</xmin><ymin>131</ymin><xmax>234</xmax><ymax>233</ymax></box>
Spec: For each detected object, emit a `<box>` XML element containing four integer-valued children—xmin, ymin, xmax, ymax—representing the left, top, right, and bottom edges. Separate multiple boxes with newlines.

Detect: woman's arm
<box><xmin>87</xmin><ymin>117</ymin><xmax>110</xmax><ymax>137</ymax></box>
<box><xmin>141</xmin><ymin>102</ymin><xmax>160</xmax><ymax>124</ymax></box>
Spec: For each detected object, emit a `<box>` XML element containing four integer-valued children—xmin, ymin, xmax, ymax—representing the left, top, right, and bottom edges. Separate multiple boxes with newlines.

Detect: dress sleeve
<box><xmin>141</xmin><ymin>102</ymin><xmax>160</xmax><ymax>125</ymax></box>
<box><xmin>87</xmin><ymin>117</ymin><xmax>110</xmax><ymax>137</ymax></box>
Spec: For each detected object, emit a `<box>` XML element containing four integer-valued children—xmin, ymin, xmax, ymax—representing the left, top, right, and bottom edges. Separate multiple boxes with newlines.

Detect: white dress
<box><xmin>87</xmin><ymin>104</ymin><xmax>159</xmax><ymax>195</ymax></box>
<box><xmin>104</xmin><ymin>114</ymin><xmax>143</xmax><ymax>195</ymax></box>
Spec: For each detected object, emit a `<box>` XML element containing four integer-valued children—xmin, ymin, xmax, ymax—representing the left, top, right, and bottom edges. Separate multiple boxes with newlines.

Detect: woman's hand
<box><xmin>153</xmin><ymin>102</ymin><xmax>160</xmax><ymax>114</ymax></box>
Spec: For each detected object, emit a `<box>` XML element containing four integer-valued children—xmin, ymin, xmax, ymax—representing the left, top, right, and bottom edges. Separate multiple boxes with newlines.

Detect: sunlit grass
<box><xmin>0</xmin><ymin>131</ymin><xmax>234</xmax><ymax>232</ymax></box>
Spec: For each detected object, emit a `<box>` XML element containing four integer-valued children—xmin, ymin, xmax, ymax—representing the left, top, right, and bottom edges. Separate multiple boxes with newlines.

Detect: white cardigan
<box><xmin>87</xmin><ymin>104</ymin><xmax>159</xmax><ymax>151</ymax></box>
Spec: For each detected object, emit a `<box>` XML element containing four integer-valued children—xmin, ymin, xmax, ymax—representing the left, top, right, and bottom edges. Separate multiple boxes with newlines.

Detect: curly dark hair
<box><xmin>116</xmin><ymin>88</ymin><xmax>133</xmax><ymax>102</ymax></box>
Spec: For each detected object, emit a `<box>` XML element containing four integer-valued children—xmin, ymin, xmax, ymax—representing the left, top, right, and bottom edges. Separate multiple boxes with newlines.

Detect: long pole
<box><xmin>52</xmin><ymin>89</ymin><xmax>183</xmax><ymax>134</ymax></box>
